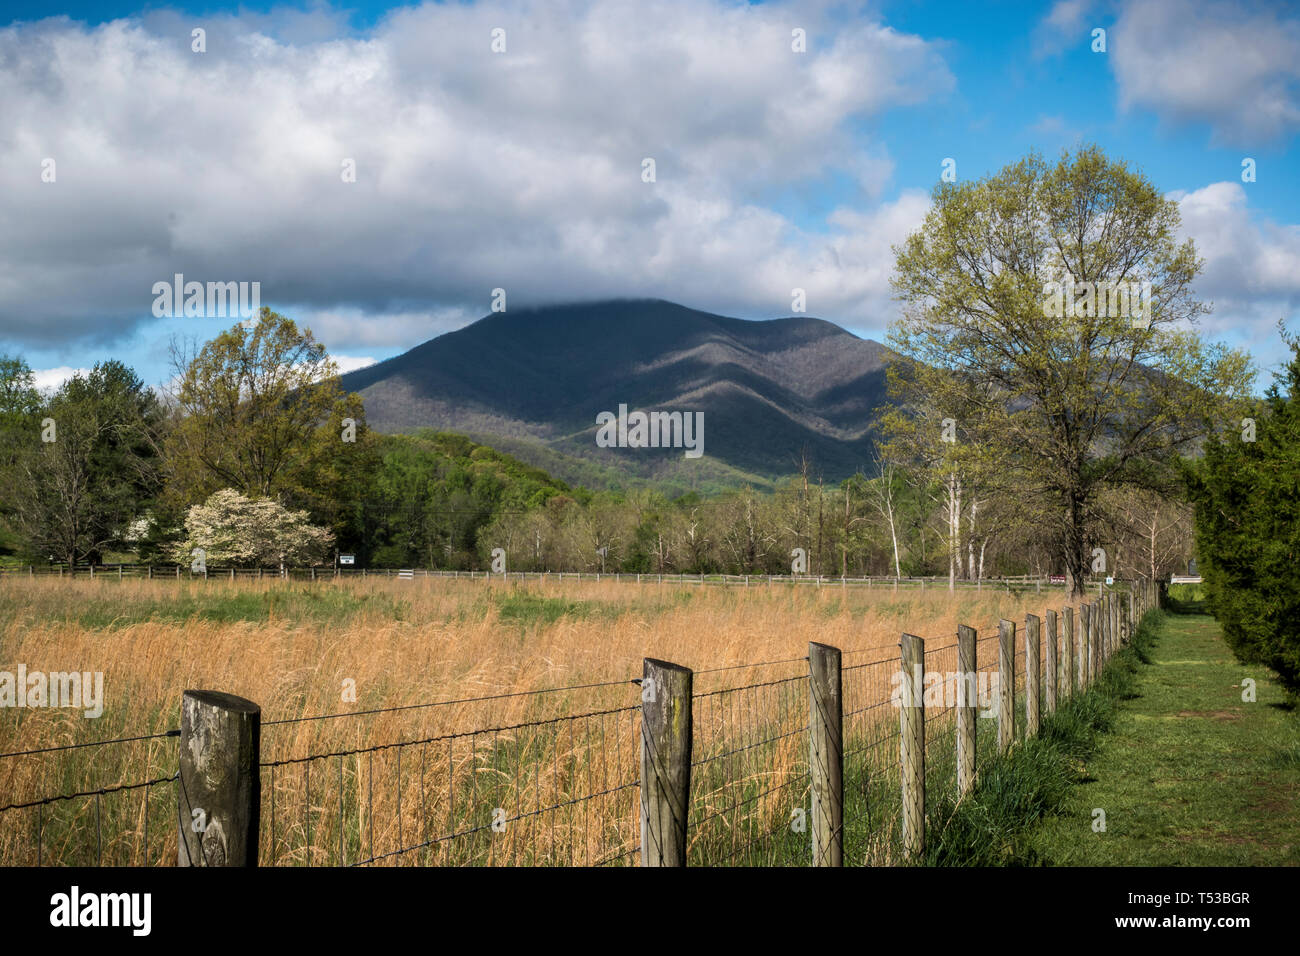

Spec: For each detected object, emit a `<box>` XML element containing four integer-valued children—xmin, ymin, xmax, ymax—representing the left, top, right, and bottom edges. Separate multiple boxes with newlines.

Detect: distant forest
<box><xmin>0</xmin><ymin>308</ymin><xmax>1197</xmax><ymax>582</ymax></box>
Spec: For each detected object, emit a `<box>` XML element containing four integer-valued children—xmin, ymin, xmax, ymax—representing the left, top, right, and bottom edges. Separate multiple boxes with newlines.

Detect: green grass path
<box><xmin>1025</xmin><ymin>610</ymin><xmax>1300</xmax><ymax>865</ymax></box>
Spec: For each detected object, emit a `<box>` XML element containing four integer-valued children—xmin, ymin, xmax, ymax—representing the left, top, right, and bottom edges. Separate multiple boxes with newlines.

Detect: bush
<box><xmin>1186</xmin><ymin>338</ymin><xmax>1300</xmax><ymax>694</ymax></box>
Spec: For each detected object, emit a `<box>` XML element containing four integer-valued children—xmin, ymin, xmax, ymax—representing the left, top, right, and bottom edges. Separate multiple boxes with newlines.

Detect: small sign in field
<box><xmin>338</xmin><ymin>554</ymin><xmax>355</xmax><ymax>565</ymax></box>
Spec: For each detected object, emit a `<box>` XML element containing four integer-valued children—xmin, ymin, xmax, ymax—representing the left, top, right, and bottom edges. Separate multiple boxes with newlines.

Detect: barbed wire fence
<box><xmin>0</xmin><ymin>580</ymin><xmax>1157</xmax><ymax>866</ymax></box>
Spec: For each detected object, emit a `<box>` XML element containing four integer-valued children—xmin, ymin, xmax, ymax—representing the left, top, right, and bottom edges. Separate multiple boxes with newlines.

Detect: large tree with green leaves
<box><xmin>0</xmin><ymin>356</ymin><xmax>42</xmax><ymax>556</ymax></box>
<box><xmin>165</xmin><ymin>308</ymin><xmax>377</xmax><ymax>546</ymax></box>
<box><xmin>11</xmin><ymin>361</ymin><xmax>165</xmax><ymax>566</ymax></box>
<box><xmin>887</xmin><ymin>145</ymin><xmax>1253</xmax><ymax>597</ymax></box>
<box><xmin>1186</xmin><ymin>336</ymin><xmax>1300</xmax><ymax>695</ymax></box>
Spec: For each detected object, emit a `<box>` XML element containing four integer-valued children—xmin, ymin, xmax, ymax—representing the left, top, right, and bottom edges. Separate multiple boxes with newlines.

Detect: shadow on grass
<box><xmin>1163</xmin><ymin>595</ymin><xmax>1208</xmax><ymax>615</ymax></box>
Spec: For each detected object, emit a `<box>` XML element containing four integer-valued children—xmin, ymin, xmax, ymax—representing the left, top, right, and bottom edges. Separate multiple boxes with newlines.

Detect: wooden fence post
<box><xmin>1081</xmin><ymin>604</ymin><xmax>1092</xmax><ymax>688</ymax></box>
<box><xmin>1117</xmin><ymin>592</ymin><xmax>1125</xmax><ymax>649</ymax></box>
<box><xmin>957</xmin><ymin>624</ymin><xmax>977</xmax><ymax>797</ymax></box>
<box><xmin>640</xmin><ymin>658</ymin><xmax>693</xmax><ymax>866</ymax></box>
<box><xmin>1103</xmin><ymin>595</ymin><xmax>1111</xmax><ymax>666</ymax></box>
<box><xmin>1045</xmin><ymin>610</ymin><xmax>1058</xmax><ymax>716</ymax></box>
<box><xmin>1112</xmin><ymin>593</ymin><xmax>1119</xmax><ymax>654</ymax></box>
<box><xmin>1025</xmin><ymin>613</ymin><xmax>1041</xmax><ymax>737</ymax></box>
<box><xmin>998</xmin><ymin>619</ymin><xmax>1015</xmax><ymax>753</ymax></box>
<box><xmin>177</xmin><ymin>690</ymin><xmax>260</xmax><ymax>866</ymax></box>
<box><xmin>1109</xmin><ymin>594</ymin><xmax>1117</xmax><ymax>660</ymax></box>
<box><xmin>1063</xmin><ymin>606</ymin><xmax>1075</xmax><ymax>698</ymax></box>
<box><xmin>1100</xmin><ymin>597</ymin><xmax>1108</xmax><ymax>669</ymax></box>
<box><xmin>1095</xmin><ymin>599</ymin><xmax>1104</xmax><ymax>676</ymax></box>
<box><xmin>899</xmin><ymin>633</ymin><xmax>926</xmax><ymax>858</ymax></box>
<box><xmin>1111</xmin><ymin>593</ymin><xmax>1118</xmax><ymax>659</ymax></box>
<box><xmin>1104</xmin><ymin>596</ymin><xmax>1114</xmax><ymax>671</ymax></box>
<box><xmin>808</xmin><ymin>642</ymin><xmax>843</xmax><ymax>866</ymax></box>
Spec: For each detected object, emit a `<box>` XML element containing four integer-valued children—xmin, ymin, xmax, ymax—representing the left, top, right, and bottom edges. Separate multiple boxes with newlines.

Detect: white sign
<box><xmin>339</xmin><ymin>554</ymin><xmax>355</xmax><ymax>565</ymax></box>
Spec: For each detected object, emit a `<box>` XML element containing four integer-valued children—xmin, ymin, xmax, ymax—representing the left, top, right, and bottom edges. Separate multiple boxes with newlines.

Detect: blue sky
<box><xmin>2</xmin><ymin>0</ymin><xmax>1298</xmax><ymax>390</ymax></box>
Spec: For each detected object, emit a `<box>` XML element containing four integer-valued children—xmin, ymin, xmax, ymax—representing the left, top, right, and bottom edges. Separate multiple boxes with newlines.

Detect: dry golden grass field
<box><xmin>0</xmin><ymin>576</ymin><xmax>1066</xmax><ymax>866</ymax></box>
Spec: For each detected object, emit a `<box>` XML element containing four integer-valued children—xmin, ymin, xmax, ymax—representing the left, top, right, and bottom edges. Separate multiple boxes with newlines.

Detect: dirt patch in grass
<box><xmin>1174</xmin><ymin>709</ymin><xmax>1242</xmax><ymax>720</ymax></box>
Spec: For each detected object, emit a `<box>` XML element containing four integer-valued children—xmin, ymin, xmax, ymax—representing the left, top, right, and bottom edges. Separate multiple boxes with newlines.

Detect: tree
<box><xmin>1101</xmin><ymin>486</ymin><xmax>1193</xmax><ymax>580</ymax></box>
<box><xmin>0</xmin><ymin>356</ymin><xmax>42</xmax><ymax>553</ymax></box>
<box><xmin>888</xmin><ymin>145</ymin><xmax>1253</xmax><ymax>597</ymax></box>
<box><xmin>170</xmin><ymin>488</ymin><xmax>334</xmax><ymax>568</ymax></box>
<box><xmin>861</xmin><ymin>456</ymin><xmax>904</xmax><ymax>578</ymax></box>
<box><xmin>1186</xmin><ymin>336</ymin><xmax>1300</xmax><ymax>695</ymax></box>
<box><xmin>11</xmin><ymin>362</ymin><xmax>165</xmax><ymax>567</ymax></box>
<box><xmin>165</xmin><ymin>308</ymin><xmax>375</xmax><ymax>524</ymax></box>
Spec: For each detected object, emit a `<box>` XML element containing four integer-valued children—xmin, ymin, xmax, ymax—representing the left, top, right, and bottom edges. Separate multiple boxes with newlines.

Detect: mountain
<box><xmin>338</xmin><ymin>299</ymin><xmax>894</xmax><ymax>484</ymax></box>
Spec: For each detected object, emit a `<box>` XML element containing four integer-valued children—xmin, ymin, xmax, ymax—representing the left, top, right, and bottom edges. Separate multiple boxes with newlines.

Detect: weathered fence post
<box><xmin>1081</xmin><ymin>604</ymin><xmax>1092</xmax><ymax>688</ymax></box>
<box><xmin>640</xmin><ymin>658</ymin><xmax>693</xmax><ymax>866</ymax></box>
<box><xmin>1025</xmin><ymin>613</ymin><xmax>1041</xmax><ymax>737</ymax></box>
<box><xmin>957</xmin><ymin>624</ymin><xmax>977</xmax><ymax>797</ymax></box>
<box><xmin>1110</xmin><ymin>593</ymin><xmax>1118</xmax><ymax>650</ymax></box>
<box><xmin>1103</xmin><ymin>595</ymin><xmax>1112</xmax><ymax>666</ymax></box>
<box><xmin>1111</xmin><ymin>593</ymin><xmax>1118</xmax><ymax>659</ymax></box>
<box><xmin>1104</xmin><ymin>596</ymin><xmax>1113</xmax><ymax>671</ymax></box>
<box><xmin>808</xmin><ymin>642</ymin><xmax>843</xmax><ymax>866</ymax></box>
<box><xmin>899</xmin><ymin>633</ymin><xmax>926</xmax><ymax>858</ymax></box>
<box><xmin>177</xmin><ymin>690</ymin><xmax>261</xmax><ymax>866</ymax></box>
<box><xmin>1045</xmin><ymin>610</ymin><xmax>1058</xmax><ymax>715</ymax></box>
<box><xmin>1117</xmin><ymin>592</ymin><xmax>1124</xmax><ymax>649</ymax></box>
<box><xmin>1095</xmin><ymin>599</ymin><xmax>1104</xmax><ymax>676</ymax></box>
<box><xmin>1109</xmin><ymin>594</ymin><xmax>1117</xmax><ymax>659</ymax></box>
<box><xmin>998</xmin><ymin>621</ymin><xmax>1019</xmax><ymax>754</ymax></box>
<box><xmin>1100</xmin><ymin>597</ymin><xmax>1108</xmax><ymax>669</ymax></box>
<box><xmin>1063</xmin><ymin>606</ymin><xmax>1075</xmax><ymax>698</ymax></box>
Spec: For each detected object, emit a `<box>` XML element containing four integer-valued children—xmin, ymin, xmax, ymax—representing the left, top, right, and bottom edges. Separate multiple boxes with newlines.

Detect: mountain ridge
<box><xmin>338</xmin><ymin>298</ymin><xmax>895</xmax><ymax>482</ymax></box>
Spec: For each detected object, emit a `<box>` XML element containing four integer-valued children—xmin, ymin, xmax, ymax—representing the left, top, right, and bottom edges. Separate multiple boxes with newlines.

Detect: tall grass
<box><xmin>1</xmin><ymin>575</ymin><xmax>1070</xmax><ymax>866</ymax></box>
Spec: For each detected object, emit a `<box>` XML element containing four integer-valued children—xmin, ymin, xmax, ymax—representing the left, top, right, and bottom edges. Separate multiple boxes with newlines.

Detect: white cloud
<box><xmin>0</xmin><ymin>1</ymin><xmax>953</xmax><ymax>353</ymax></box>
<box><xmin>1033</xmin><ymin>0</ymin><xmax>1096</xmax><ymax>58</ymax></box>
<box><xmin>1170</xmin><ymin>181</ymin><xmax>1300</xmax><ymax>367</ymax></box>
<box><xmin>1111</xmin><ymin>0</ymin><xmax>1300</xmax><ymax>142</ymax></box>
<box><xmin>330</xmin><ymin>354</ymin><xmax>378</xmax><ymax>374</ymax></box>
<box><xmin>30</xmin><ymin>366</ymin><xmax>90</xmax><ymax>393</ymax></box>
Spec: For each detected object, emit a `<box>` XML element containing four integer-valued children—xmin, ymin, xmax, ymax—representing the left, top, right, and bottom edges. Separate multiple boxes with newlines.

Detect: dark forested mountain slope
<box><xmin>340</xmin><ymin>299</ymin><xmax>893</xmax><ymax>482</ymax></box>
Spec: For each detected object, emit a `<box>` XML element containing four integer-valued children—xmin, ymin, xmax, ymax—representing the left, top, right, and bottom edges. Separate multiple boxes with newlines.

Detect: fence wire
<box><xmin>688</xmin><ymin>666</ymin><xmax>810</xmax><ymax>866</ymax></box>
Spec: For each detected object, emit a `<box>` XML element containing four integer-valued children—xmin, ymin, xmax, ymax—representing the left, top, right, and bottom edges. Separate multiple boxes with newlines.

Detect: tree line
<box><xmin>0</xmin><ymin>306</ymin><xmax>1196</xmax><ymax>582</ymax></box>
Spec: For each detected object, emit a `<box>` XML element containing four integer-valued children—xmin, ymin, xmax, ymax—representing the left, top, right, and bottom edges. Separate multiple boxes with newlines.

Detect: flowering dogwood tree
<box><xmin>170</xmin><ymin>488</ymin><xmax>333</xmax><ymax>567</ymax></box>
